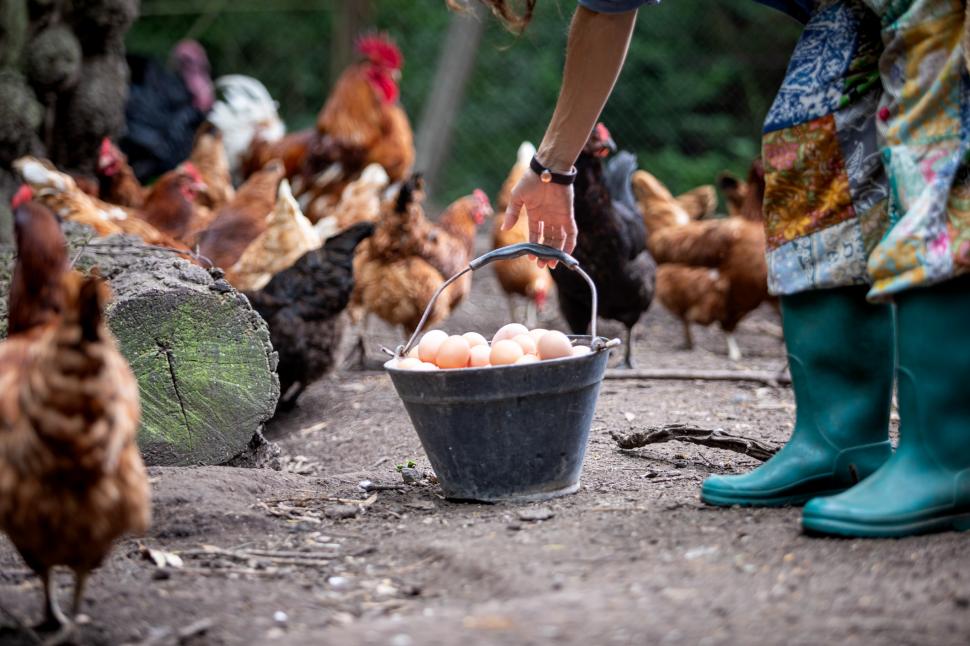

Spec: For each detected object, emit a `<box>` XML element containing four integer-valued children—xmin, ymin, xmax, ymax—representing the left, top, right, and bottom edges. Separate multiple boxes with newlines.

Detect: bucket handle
<box><xmin>398</xmin><ymin>243</ymin><xmax>602</xmax><ymax>356</ymax></box>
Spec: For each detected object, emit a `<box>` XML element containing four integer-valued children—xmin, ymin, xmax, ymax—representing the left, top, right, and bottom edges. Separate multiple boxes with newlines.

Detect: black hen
<box><xmin>246</xmin><ymin>222</ymin><xmax>375</xmax><ymax>410</ymax></box>
<box><xmin>605</xmin><ymin>150</ymin><xmax>639</xmax><ymax>215</ymax></box>
<box><xmin>551</xmin><ymin>125</ymin><xmax>655</xmax><ymax>368</ymax></box>
<box><xmin>122</xmin><ymin>42</ymin><xmax>213</xmax><ymax>182</ymax></box>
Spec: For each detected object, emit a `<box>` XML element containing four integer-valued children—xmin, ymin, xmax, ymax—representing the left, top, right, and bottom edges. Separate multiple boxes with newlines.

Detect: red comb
<box><xmin>11</xmin><ymin>185</ymin><xmax>33</xmax><ymax>209</ymax></box>
<box><xmin>595</xmin><ymin>123</ymin><xmax>611</xmax><ymax>141</ymax></box>
<box><xmin>473</xmin><ymin>188</ymin><xmax>491</xmax><ymax>208</ymax></box>
<box><xmin>355</xmin><ymin>33</ymin><xmax>403</xmax><ymax>70</ymax></box>
<box><xmin>100</xmin><ymin>137</ymin><xmax>114</xmax><ymax>156</ymax></box>
<box><xmin>181</xmin><ymin>162</ymin><xmax>203</xmax><ymax>182</ymax></box>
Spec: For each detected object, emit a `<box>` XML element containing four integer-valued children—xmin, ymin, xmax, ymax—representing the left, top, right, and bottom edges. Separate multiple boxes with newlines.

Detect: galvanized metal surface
<box><xmin>386</xmin><ymin>341</ymin><xmax>611</xmax><ymax>502</ymax></box>
<box><xmin>385</xmin><ymin>243</ymin><xmax>617</xmax><ymax>503</ymax></box>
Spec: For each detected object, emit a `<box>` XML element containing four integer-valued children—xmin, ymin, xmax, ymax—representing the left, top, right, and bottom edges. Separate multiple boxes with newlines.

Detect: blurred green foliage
<box><xmin>128</xmin><ymin>1</ymin><xmax>800</xmax><ymax>206</ymax></box>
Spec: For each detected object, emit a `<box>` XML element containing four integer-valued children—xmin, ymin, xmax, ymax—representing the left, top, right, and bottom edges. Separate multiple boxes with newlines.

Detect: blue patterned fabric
<box><xmin>577</xmin><ymin>0</ymin><xmax>659</xmax><ymax>13</ymax></box>
<box><xmin>763</xmin><ymin>1</ymin><xmax>861</xmax><ymax>133</ymax></box>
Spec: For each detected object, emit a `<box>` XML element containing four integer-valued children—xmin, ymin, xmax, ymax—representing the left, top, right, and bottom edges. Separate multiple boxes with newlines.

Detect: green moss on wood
<box><xmin>0</xmin><ymin>226</ymin><xmax>280</xmax><ymax>466</ymax></box>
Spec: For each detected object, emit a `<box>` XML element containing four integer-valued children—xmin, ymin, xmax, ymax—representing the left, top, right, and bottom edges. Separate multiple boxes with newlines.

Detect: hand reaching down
<box><xmin>502</xmin><ymin>170</ymin><xmax>576</xmax><ymax>268</ymax></box>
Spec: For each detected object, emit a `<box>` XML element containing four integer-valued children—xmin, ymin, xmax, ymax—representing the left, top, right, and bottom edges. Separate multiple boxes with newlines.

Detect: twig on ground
<box><xmin>604</xmin><ymin>368</ymin><xmax>790</xmax><ymax>386</ymax></box>
<box><xmin>175</xmin><ymin>546</ymin><xmax>334</xmax><ymax>567</ymax></box>
<box><xmin>263</xmin><ymin>492</ymin><xmax>378</xmax><ymax>507</ymax></box>
<box><xmin>178</xmin><ymin>618</ymin><xmax>215</xmax><ymax>641</ymax></box>
<box><xmin>612</xmin><ymin>424</ymin><xmax>779</xmax><ymax>462</ymax></box>
<box><xmin>359</xmin><ymin>481</ymin><xmax>406</xmax><ymax>493</ymax></box>
<box><xmin>369</xmin><ymin>456</ymin><xmax>391</xmax><ymax>469</ymax></box>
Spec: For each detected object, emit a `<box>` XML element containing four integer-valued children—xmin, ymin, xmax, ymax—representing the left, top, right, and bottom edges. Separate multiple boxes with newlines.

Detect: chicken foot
<box><xmin>33</xmin><ymin>570</ymin><xmax>75</xmax><ymax>646</ymax></box>
<box><xmin>35</xmin><ymin>570</ymin><xmax>91</xmax><ymax>646</ymax></box>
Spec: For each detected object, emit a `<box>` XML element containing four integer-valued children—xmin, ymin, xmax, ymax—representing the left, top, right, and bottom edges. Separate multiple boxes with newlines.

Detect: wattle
<box><xmin>367</xmin><ymin>69</ymin><xmax>399</xmax><ymax>104</ymax></box>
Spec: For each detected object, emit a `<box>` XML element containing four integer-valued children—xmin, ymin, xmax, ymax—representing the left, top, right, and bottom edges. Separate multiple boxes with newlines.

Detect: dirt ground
<box><xmin>2</xmin><ymin>235</ymin><xmax>970</xmax><ymax>646</ymax></box>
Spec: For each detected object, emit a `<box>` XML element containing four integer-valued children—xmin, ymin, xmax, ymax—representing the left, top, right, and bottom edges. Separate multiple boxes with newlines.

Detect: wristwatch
<box><xmin>530</xmin><ymin>155</ymin><xmax>577</xmax><ymax>186</ymax></box>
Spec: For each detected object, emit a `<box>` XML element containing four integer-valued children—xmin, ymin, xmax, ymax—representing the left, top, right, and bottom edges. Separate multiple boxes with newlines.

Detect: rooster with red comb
<box><xmin>290</xmin><ymin>32</ymin><xmax>414</xmax><ymax>222</ymax></box>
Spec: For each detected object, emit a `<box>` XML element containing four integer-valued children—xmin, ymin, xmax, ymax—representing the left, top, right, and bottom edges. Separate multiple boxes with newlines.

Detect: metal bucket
<box><xmin>385</xmin><ymin>243</ymin><xmax>618</xmax><ymax>503</ymax></box>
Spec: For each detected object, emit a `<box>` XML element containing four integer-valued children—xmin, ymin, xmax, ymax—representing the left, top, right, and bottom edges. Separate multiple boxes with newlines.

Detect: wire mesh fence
<box><xmin>128</xmin><ymin>0</ymin><xmax>802</xmax><ymax>208</ymax></box>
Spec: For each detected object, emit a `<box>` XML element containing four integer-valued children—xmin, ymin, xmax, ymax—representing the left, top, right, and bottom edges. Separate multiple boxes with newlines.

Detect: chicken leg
<box><xmin>525</xmin><ymin>298</ymin><xmax>538</xmax><ymax>329</ymax></box>
<box><xmin>36</xmin><ymin>570</ymin><xmax>70</xmax><ymax>632</ymax></box>
<box><xmin>277</xmin><ymin>383</ymin><xmax>307</xmax><ymax>412</ymax></box>
<box><xmin>36</xmin><ymin>569</ymin><xmax>77</xmax><ymax>646</ymax></box>
<box><xmin>71</xmin><ymin>570</ymin><xmax>89</xmax><ymax>618</ymax></box>
<box><xmin>507</xmin><ymin>296</ymin><xmax>518</xmax><ymax>325</ymax></box>
<box><xmin>344</xmin><ymin>314</ymin><xmax>372</xmax><ymax>370</ymax></box>
<box><xmin>680</xmin><ymin>320</ymin><xmax>694</xmax><ymax>350</ymax></box>
<box><xmin>620</xmin><ymin>326</ymin><xmax>635</xmax><ymax>369</ymax></box>
<box><xmin>725</xmin><ymin>333</ymin><xmax>742</xmax><ymax>362</ymax></box>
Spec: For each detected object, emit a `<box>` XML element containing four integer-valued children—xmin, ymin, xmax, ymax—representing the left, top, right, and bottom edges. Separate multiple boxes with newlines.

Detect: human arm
<box><xmin>502</xmin><ymin>4</ymin><xmax>640</xmax><ymax>266</ymax></box>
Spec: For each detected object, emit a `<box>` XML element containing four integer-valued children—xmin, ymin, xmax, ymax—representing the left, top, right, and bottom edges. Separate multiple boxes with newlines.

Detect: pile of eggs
<box><xmin>391</xmin><ymin>324</ymin><xmax>592</xmax><ymax>371</ymax></box>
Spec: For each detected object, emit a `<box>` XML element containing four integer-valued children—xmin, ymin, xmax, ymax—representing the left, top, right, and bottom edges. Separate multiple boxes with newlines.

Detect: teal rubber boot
<box><xmin>803</xmin><ymin>276</ymin><xmax>970</xmax><ymax>537</ymax></box>
<box><xmin>701</xmin><ymin>286</ymin><xmax>894</xmax><ymax>507</ymax></box>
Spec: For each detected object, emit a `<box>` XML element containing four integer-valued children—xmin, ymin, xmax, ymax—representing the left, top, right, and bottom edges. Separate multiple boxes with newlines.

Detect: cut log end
<box><xmin>0</xmin><ymin>224</ymin><xmax>280</xmax><ymax>466</ymax></box>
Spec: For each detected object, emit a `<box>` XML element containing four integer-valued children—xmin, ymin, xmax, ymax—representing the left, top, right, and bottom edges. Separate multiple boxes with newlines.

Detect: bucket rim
<box><xmin>385</xmin><ymin>335</ymin><xmax>620</xmax><ymax>374</ymax></box>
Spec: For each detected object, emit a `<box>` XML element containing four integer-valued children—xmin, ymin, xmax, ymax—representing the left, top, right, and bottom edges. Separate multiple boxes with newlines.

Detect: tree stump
<box><xmin>0</xmin><ymin>224</ymin><xmax>280</xmax><ymax>466</ymax></box>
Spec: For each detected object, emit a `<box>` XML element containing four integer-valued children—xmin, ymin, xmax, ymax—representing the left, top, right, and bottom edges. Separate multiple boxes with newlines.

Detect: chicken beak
<box><xmin>597</xmin><ymin>136</ymin><xmax>617</xmax><ymax>158</ymax></box>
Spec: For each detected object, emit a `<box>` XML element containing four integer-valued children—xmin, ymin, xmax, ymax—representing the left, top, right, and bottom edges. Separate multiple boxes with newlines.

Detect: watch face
<box><xmin>540</xmin><ymin>170</ymin><xmax>552</xmax><ymax>183</ymax></box>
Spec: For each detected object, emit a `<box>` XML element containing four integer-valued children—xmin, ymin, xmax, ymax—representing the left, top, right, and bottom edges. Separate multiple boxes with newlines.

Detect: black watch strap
<box><xmin>530</xmin><ymin>155</ymin><xmax>577</xmax><ymax>186</ymax></box>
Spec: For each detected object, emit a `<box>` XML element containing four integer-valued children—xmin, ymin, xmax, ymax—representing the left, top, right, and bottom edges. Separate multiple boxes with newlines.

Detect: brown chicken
<box><xmin>139</xmin><ymin>163</ymin><xmax>211</xmax><ymax>244</ymax></box>
<box><xmin>14</xmin><ymin>156</ymin><xmax>195</xmax><ymax>253</ymax></box>
<box><xmin>715</xmin><ymin>159</ymin><xmax>765</xmax><ymax>221</ymax></box>
<box><xmin>188</xmin><ymin>123</ymin><xmax>235</xmax><ymax>210</ymax></box>
<box><xmin>242</xmin><ymin>128</ymin><xmax>317</xmax><ymax>182</ymax></box>
<box><xmin>96</xmin><ymin>138</ymin><xmax>146</xmax><ymax>208</ymax></box>
<box><xmin>0</xmin><ymin>189</ymin><xmax>149</xmax><ymax>633</ymax></box>
<box><xmin>633</xmin><ymin>160</ymin><xmax>768</xmax><ymax>361</ymax></box>
<box><xmin>97</xmin><ymin>135</ymin><xmax>220</xmax><ymax>244</ymax></box>
<box><xmin>313</xmin><ymin>163</ymin><xmax>391</xmax><ymax>241</ymax></box>
<box><xmin>298</xmin><ymin>34</ymin><xmax>414</xmax><ymax>222</ymax></box>
<box><xmin>352</xmin><ymin>177</ymin><xmax>491</xmax><ymax>347</ymax></box>
<box><xmin>492</xmin><ymin>142</ymin><xmax>553</xmax><ymax>327</ymax></box>
<box><xmin>197</xmin><ymin>160</ymin><xmax>286</xmax><ymax>270</ymax></box>
<box><xmin>675</xmin><ymin>184</ymin><xmax>718</xmax><ymax>220</ymax></box>
<box><xmin>226</xmin><ymin>178</ymin><xmax>320</xmax><ymax>291</ymax></box>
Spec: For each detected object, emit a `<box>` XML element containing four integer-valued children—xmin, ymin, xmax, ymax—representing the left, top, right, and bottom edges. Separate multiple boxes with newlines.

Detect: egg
<box><xmin>414</xmin><ymin>362</ymin><xmax>440</xmax><ymax>371</ymax></box>
<box><xmin>528</xmin><ymin>328</ymin><xmax>548</xmax><ymax>343</ymax></box>
<box><xmin>490</xmin><ymin>339</ymin><xmax>524</xmax><ymax>365</ymax></box>
<box><xmin>571</xmin><ymin>345</ymin><xmax>592</xmax><ymax>357</ymax></box>
<box><xmin>468</xmin><ymin>344</ymin><xmax>492</xmax><ymax>367</ymax></box>
<box><xmin>406</xmin><ymin>345</ymin><xmax>421</xmax><ymax>359</ymax></box>
<box><xmin>435</xmin><ymin>335</ymin><xmax>471</xmax><ymax>369</ymax></box>
<box><xmin>417</xmin><ymin>329</ymin><xmax>448</xmax><ymax>363</ymax></box>
<box><xmin>537</xmin><ymin>330</ymin><xmax>573</xmax><ymax>360</ymax></box>
<box><xmin>516</xmin><ymin>354</ymin><xmax>540</xmax><ymax>365</ymax></box>
<box><xmin>493</xmin><ymin>323</ymin><xmax>529</xmax><ymax>344</ymax></box>
<box><xmin>462</xmin><ymin>332</ymin><xmax>488</xmax><ymax>347</ymax></box>
<box><xmin>512</xmin><ymin>334</ymin><xmax>537</xmax><ymax>355</ymax></box>
<box><xmin>396</xmin><ymin>357</ymin><xmax>424</xmax><ymax>370</ymax></box>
